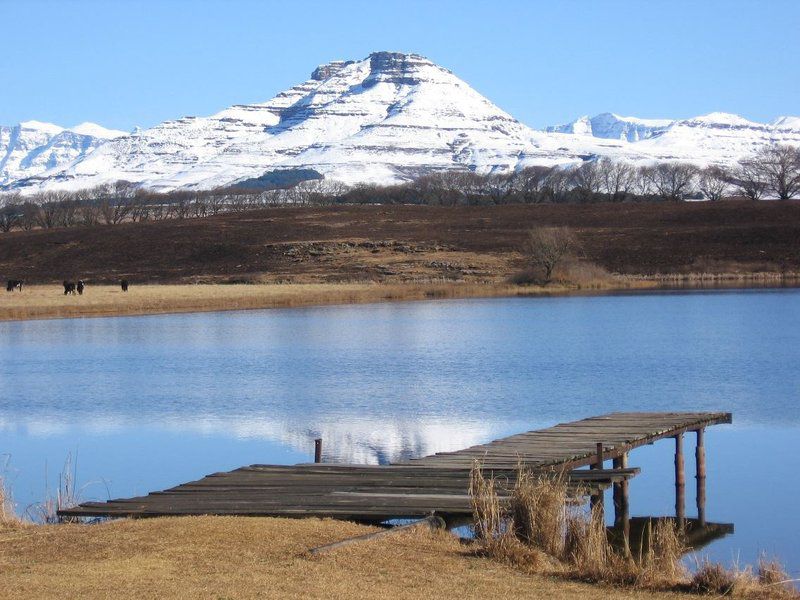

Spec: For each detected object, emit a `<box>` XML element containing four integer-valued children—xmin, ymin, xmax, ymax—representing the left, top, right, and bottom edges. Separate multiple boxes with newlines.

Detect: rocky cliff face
<box><xmin>5</xmin><ymin>52</ymin><xmax>800</xmax><ymax>194</ymax></box>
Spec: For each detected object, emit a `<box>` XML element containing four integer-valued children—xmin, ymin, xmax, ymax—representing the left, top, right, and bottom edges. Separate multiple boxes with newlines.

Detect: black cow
<box><xmin>121</xmin><ymin>279</ymin><xmax>129</xmax><ymax>292</ymax></box>
<box><xmin>77</xmin><ymin>280</ymin><xmax>85</xmax><ymax>295</ymax></box>
<box><xmin>6</xmin><ymin>279</ymin><xmax>23</xmax><ymax>292</ymax></box>
<box><xmin>63</xmin><ymin>281</ymin><xmax>77</xmax><ymax>295</ymax></box>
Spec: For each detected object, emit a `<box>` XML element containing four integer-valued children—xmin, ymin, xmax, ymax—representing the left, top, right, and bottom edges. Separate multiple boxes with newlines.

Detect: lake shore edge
<box><xmin>0</xmin><ymin>515</ymin><xmax>701</xmax><ymax>599</ymax></box>
<box><xmin>1</xmin><ymin>273</ymin><xmax>798</xmax><ymax>322</ymax></box>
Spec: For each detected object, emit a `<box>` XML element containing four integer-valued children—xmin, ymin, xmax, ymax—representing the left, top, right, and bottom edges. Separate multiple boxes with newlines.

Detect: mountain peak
<box><xmin>19</xmin><ymin>120</ymin><xmax>64</xmax><ymax>135</ymax></box>
<box><xmin>685</xmin><ymin>112</ymin><xmax>756</xmax><ymax>127</ymax></box>
<box><xmin>546</xmin><ymin>113</ymin><xmax>671</xmax><ymax>142</ymax></box>
<box><xmin>69</xmin><ymin>122</ymin><xmax>128</xmax><ymax>139</ymax></box>
<box><xmin>310</xmin><ymin>60</ymin><xmax>355</xmax><ymax>81</ymax></box>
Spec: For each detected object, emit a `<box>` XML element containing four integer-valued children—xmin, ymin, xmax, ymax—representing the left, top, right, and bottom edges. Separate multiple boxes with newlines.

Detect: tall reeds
<box><xmin>27</xmin><ymin>453</ymin><xmax>81</xmax><ymax>524</ymax></box>
<box><xmin>469</xmin><ymin>462</ymin><xmax>798</xmax><ymax>598</ymax></box>
<box><xmin>1</xmin><ymin>455</ymin><xmax>24</xmax><ymax>528</ymax></box>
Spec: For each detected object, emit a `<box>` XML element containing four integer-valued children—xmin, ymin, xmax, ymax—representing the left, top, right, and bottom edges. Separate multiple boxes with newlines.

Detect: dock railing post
<box><xmin>674</xmin><ymin>433</ymin><xmax>685</xmax><ymax>529</ymax></box>
<box><xmin>695</xmin><ymin>428</ymin><xmax>706</xmax><ymax>527</ymax></box>
<box><xmin>314</xmin><ymin>438</ymin><xmax>323</xmax><ymax>463</ymax></box>
<box><xmin>612</xmin><ymin>451</ymin><xmax>630</xmax><ymax>553</ymax></box>
<box><xmin>590</xmin><ymin>442</ymin><xmax>605</xmax><ymax>521</ymax></box>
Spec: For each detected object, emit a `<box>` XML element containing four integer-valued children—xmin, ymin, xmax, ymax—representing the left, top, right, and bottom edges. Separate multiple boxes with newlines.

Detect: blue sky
<box><xmin>1</xmin><ymin>0</ymin><xmax>798</xmax><ymax>131</ymax></box>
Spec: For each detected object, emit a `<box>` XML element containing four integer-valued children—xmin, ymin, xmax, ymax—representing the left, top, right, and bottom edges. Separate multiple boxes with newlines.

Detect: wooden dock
<box><xmin>59</xmin><ymin>411</ymin><xmax>731</xmax><ymax>524</ymax></box>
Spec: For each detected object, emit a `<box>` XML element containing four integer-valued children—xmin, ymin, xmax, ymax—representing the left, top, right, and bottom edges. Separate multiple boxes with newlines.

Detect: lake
<box><xmin>1</xmin><ymin>289</ymin><xmax>798</xmax><ymax>574</ymax></box>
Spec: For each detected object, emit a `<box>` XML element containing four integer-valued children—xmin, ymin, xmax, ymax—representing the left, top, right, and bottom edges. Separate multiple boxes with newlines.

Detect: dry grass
<box><xmin>0</xmin><ymin>280</ymin><xmax>645</xmax><ymax>322</ymax></box>
<box><xmin>688</xmin><ymin>557</ymin><xmax>799</xmax><ymax>599</ymax></box>
<box><xmin>0</xmin><ymin>516</ymin><xmax>692</xmax><ymax>600</ymax></box>
<box><xmin>553</xmin><ymin>259</ymin><xmax>616</xmax><ymax>288</ymax></box>
<box><xmin>0</xmin><ymin>475</ymin><xmax>21</xmax><ymax>529</ymax></box>
<box><xmin>24</xmin><ymin>453</ymin><xmax>81</xmax><ymax>524</ymax></box>
<box><xmin>470</xmin><ymin>464</ymin><xmax>798</xmax><ymax>599</ymax></box>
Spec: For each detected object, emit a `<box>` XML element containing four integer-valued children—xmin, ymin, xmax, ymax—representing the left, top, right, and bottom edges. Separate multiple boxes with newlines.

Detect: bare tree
<box><xmin>597</xmin><ymin>158</ymin><xmax>634</xmax><ymax>201</ymax></box>
<box><xmin>31</xmin><ymin>193</ymin><xmax>61</xmax><ymax>229</ymax></box>
<box><xmin>523</xmin><ymin>226</ymin><xmax>578</xmax><ymax>282</ymax></box>
<box><xmin>641</xmin><ymin>163</ymin><xmax>698</xmax><ymax>201</ymax></box>
<box><xmin>97</xmin><ymin>182</ymin><xmax>135</xmax><ymax>224</ymax></box>
<box><xmin>542</xmin><ymin>168</ymin><xmax>571</xmax><ymax>203</ymax></box>
<box><xmin>732</xmin><ymin>158</ymin><xmax>769</xmax><ymax>201</ymax></box>
<box><xmin>570</xmin><ymin>161</ymin><xmax>603</xmax><ymax>201</ymax></box>
<box><xmin>752</xmin><ymin>144</ymin><xmax>800</xmax><ymax>200</ymax></box>
<box><xmin>632</xmin><ymin>165</ymin><xmax>655</xmax><ymax>197</ymax></box>
<box><xmin>480</xmin><ymin>173</ymin><xmax>514</xmax><ymax>205</ymax></box>
<box><xmin>78</xmin><ymin>202</ymin><xmax>102</xmax><ymax>226</ymax></box>
<box><xmin>509</xmin><ymin>166</ymin><xmax>553</xmax><ymax>203</ymax></box>
<box><xmin>0</xmin><ymin>193</ymin><xmax>22</xmax><ymax>232</ymax></box>
<box><xmin>698</xmin><ymin>166</ymin><xmax>730</xmax><ymax>201</ymax></box>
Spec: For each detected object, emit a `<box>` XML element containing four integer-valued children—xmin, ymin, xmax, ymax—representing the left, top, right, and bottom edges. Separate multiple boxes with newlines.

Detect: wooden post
<box><xmin>590</xmin><ymin>442</ymin><xmax>604</xmax><ymax>520</ymax></box>
<box><xmin>314</xmin><ymin>438</ymin><xmax>323</xmax><ymax>463</ymax></box>
<box><xmin>613</xmin><ymin>452</ymin><xmax>630</xmax><ymax>551</ymax></box>
<box><xmin>674</xmin><ymin>433</ymin><xmax>685</xmax><ymax>528</ymax></box>
<box><xmin>695</xmin><ymin>428</ymin><xmax>706</xmax><ymax>527</ymax></box>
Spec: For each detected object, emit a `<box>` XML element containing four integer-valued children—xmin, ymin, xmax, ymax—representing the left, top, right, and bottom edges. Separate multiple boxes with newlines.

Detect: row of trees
<box><xmin>0</xmin><ymin>180</ymin><xmax>348</xmax><ymax>232</ymax></box>
<box><xmin>1</xmin><ymin>145</ymin><xmax>798</xmax><ymax>233</ymax></box>
<box><xmin>340</xmin><ymin>144</ymin><xmax>800</xmax><ymax>205</ymax></box>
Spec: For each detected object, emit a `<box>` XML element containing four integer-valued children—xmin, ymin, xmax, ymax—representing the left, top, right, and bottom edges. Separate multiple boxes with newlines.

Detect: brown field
<box><xmin>0</xmin><ymin>516</ymin><xmax>690</xmax><ymax>600</ymax></box>
<box><xmin>1</xmin><ymin>201</ymin><xmax>799</xmax><ymax>285</ymax></box>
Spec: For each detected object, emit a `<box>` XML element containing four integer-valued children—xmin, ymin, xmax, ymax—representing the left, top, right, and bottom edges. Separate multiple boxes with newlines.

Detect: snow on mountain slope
<box><xmin>546</xmin><ymin>113</ymin><xmax>673</xmax><ymax>142</ymax></box>
<box><xmin>9</xmin><ymin>52</ymin><xmax>642</xmax><ymax>193</ymax></box>
<box><xmin>633</xmin><ymin>112</ymin><xmax>800</xmax><ymax>165</ymax></box>
<box><xmin>0</xmin><ymin>121</ymin><xmax>126</xmax><ymax>187</ymax></box>
<box><xmin>772</xmin><ymin>116</ymin><xmax>800</xmax><ymax>130</ymax></box>
<box><xmin>4</xmin><ymin>51</ymin><xmax>799</xmax><ymax>193</ymax></box>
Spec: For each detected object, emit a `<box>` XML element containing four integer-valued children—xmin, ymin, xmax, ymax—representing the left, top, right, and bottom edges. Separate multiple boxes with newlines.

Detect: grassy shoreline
<box><xmin>1</xmin><ymin>275</ymin><xmax>797</xmax><ymax>323</ymax></box>
<box><xmin>0</xmin><ymin>281</ymin><xmax>560</xmax><ymax>322</ymax></box>
<box><xmin>0</xmin><ymin>516</ymin><xmax>692</xmax><ymax>599</ymax></box>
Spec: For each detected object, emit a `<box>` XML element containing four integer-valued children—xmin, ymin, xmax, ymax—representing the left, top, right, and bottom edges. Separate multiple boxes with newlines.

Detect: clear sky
<box><xmin>1</xmin><ymin>0</ymin><xmax>798</xmax><ymax>131</ymax></box>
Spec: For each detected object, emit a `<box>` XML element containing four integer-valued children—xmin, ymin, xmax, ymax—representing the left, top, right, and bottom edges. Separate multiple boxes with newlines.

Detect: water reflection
<box><xmin>609</xmin><ymin>517</ymin><xmax>735</xmax><ymax>557</ymax></box>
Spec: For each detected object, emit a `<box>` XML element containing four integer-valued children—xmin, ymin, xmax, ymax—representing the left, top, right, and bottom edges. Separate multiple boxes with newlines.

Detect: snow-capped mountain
<box><xmin>4</xmin><ymin>52</ymin><xmax>641</xmax><ymax>193</ymax></box>
<box><xmin>547</xmin><ymin>111</ymin><xmax>800</xmax><ymax>164</ymax></box>
<box><xmin>546</xmin><ymin>113</ymin><xmax>673</xmax><ymax>142</ymax></box>
<box><xmin>3</xmin><ymin>51</ymin><xmax>799</xmax><ymax>194</ymax></box>
<box><xmin>0</xmin><ymin>121</ymin><xmax>127</xmax><ymax>187</ymax></box>
<box><xmin>628</xmin><ymin>112</ymin><xmax>800</xmax><ymax>165</ymax></box>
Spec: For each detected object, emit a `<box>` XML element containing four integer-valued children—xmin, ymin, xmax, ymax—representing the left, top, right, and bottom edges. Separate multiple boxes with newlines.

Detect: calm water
<box><xmin>1</xmin><ymin>290</ymin><xmax>798</xmax><ymax>574</ymax></box>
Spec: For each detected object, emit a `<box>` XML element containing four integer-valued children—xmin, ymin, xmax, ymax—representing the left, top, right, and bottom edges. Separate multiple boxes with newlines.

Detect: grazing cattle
<box><xmin>63</xmin><ymin>281</ymin><xmax>77</xmax><ymax>295</ymax></box>
<box><xmin>121</xmin><ymin>279</ymin><xmax>129</xmax><ymax>292</ymax></box>
<box><xmin>6</xmin><ymin>279</ymin><xmax>23</xmax><ymax>292</ymax></box>
<box><xmin>77</xmin><ymin>280</ymin><xmax>85</xmax><ymax>295</ymax></box>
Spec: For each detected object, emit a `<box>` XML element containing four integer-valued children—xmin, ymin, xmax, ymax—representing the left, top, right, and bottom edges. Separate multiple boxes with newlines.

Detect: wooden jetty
<box><xmin>59</xmin><ymin>411</ymin><xmax>731</xmax><ymax>526</ymax></box>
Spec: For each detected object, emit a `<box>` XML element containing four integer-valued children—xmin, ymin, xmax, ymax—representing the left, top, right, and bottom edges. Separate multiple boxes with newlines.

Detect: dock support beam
<box><xmin>613</xmin><ymin>451</ymin><xmax>630</xmax><ymax>550</ymax></box>
<box><xmin>590</xmin><ymin>442</ymin><xmax>604</xmax><ymax>521</ymax></box>
<box><xmin>696</xmin><ymin>428</ymin><xmax>706</xmax><ymax>527</ymax></box>
<box><xmin>314</xmin><ymin>438</ymin><xmax>323</xmax><ymax>463</ymax></box>
<box><xmin>674</xmin><ymin>433</ymin><xmax>685</xmax><ymax>528</ymax></box>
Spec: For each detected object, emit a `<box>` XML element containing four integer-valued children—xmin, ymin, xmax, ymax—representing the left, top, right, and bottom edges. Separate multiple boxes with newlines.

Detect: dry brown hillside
<box><xmin>0</xmin><ymin>201</ymin><xmax>798</xmax><ymax>284</ymax></box>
